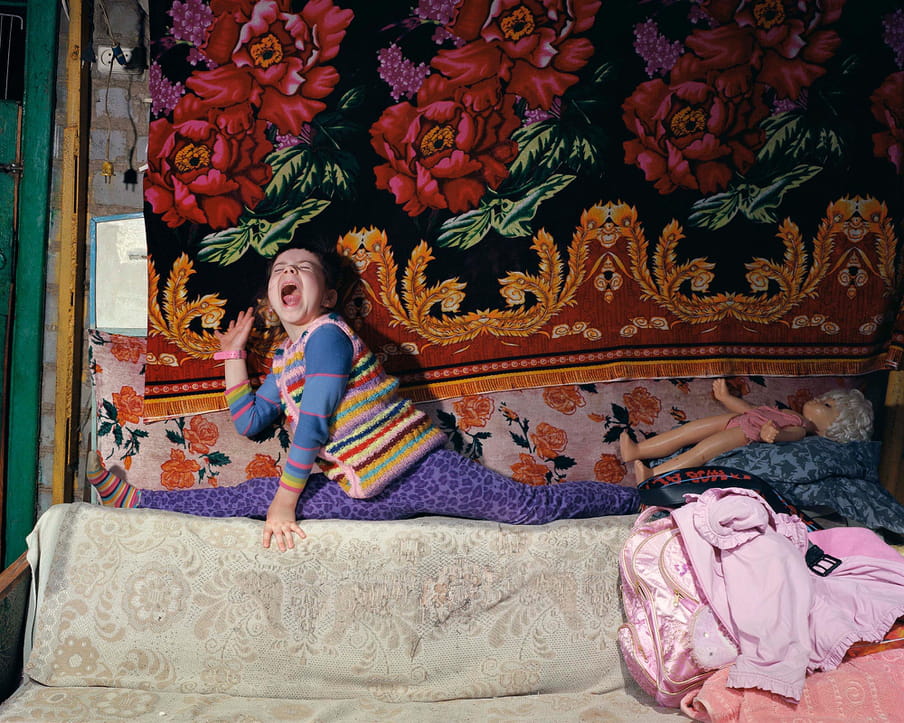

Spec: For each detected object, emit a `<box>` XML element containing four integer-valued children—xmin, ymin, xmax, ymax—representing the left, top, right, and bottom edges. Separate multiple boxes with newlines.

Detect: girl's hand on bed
<box><xmin>264</xmin><ymin>488</ymin><xmax>306</xmax><ymax>551</ymax></box>
<box><xmin>263</xmin><ymin>520</ymin><xmax>306</xmax><ymax>552</ymax></box>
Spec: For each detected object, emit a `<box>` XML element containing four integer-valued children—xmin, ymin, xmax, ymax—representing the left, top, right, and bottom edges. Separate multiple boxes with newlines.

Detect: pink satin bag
<box><xmin>617</xmin><ymin>506</ymin><xmax>737</xmax><ymax>707</ymax></box>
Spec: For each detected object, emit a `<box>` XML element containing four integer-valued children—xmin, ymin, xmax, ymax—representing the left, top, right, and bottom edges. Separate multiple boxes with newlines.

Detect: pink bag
<box><xmin>617</xmin><ymin>506</ymin><xmax>738</xmax><ymax>707</ymax></box>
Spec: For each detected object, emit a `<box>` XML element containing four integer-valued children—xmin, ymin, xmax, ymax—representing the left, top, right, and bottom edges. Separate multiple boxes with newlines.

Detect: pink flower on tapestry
<box><xmin>870</xmin><ymin>72</ymin><xmax>904</xmax><ymax>175</ymax></box>
<box><xmin>622</xmin><ymin>77</ymin><xmax>769</xmax><ymax>194</ymax></box>
<box><xmin>161</xmin><ymin>449</ymin><xmax>200</xmax><ymax>490</ymax></box>
<box><xmin>113</xmin><ymin>386</ymin><xmax>144</xmax><ymax>425</ymax></box>
<box><xmin>531</xmin><ymin>422</ymin><xmax>567</xmax><ymax>460</ymax></box>
<box><xmin>594</xmin><ymin>453</ymin><xmax>626</xmax><ymax>484</ymax></box>
<box><xmin>183</xmin><ymin>415</ymin><xmax>220</xmax><ymax>455</ymax></box>
<box><xmin>683</xmin><ymin>0</ymin><xmax>844</xmax><ymax>100</ymax></box>
<box><xmin>511</xmin><ymin>452</ymin><xmax>549</xmax><ymax>485</ymax></box>
<box><xmin>431</xmin><ymin>0</ymin><xmax>601</xmax><ymax>110</ymax></box>
<box><xmin>370</xmin><ymin>75</ymin><xmax>520</xmax><ymax>215</ymax></box>
<box><xmin>144</xmin><ymin>93</ymin><xmax>273</xmax><ymax>229</ymax></box>
<box><xmin>187</xmin><ymin>0</ymin><xmax>354</xmax><ymax>135</ymax></box>
<box><xmin>453</xmin><ymin>395</ymin><xmax>495</xmax><ymax>431</ymax></box>
<box><xmin>542</xmin><ymin>385</ymin><xmax>585</xmax><ymax>415</ymax></box>
<box><xmin>110</xmin><ymin>336</ymin><xmax>146</xmax><ymax>364</ymax></box>
<box><xmin>623</xmin><ymin>387</ymin><xmax>661</xmax><ymax>427</ymax></box>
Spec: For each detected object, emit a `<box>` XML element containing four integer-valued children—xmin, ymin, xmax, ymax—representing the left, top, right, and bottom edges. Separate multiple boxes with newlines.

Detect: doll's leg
<box><xmin>634</xmin><ymin>426</ymin><xmax>750</xmax><ymax>482</ymax></box>
<box><xmin>322</xmin><ymin>449</ymin><xmax>639</xmax><ymax>523</ymax></box>
<box><xmin>619</xmin><ymin>413</ymin><xmax>737</xmax><ymax>461</ymax></box>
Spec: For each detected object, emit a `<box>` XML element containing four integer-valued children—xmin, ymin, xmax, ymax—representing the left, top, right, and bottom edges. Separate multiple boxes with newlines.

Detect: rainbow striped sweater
<box><xmin>238</xmin><ymin>314</ymin><xmax>446</xmax><ymax>499</ymax></box>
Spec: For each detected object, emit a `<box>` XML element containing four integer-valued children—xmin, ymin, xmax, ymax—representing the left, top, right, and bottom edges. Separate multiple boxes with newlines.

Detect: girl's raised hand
<box><xmin>214</xmin><ymin>307</ymin><xmax>255</xmax><ymax>352</ymax></box>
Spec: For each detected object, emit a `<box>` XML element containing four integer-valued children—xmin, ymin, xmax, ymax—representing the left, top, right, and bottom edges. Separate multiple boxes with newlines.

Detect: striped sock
<box><xmin>87</xmin><ymin>459</ymin><xmax>141</xmax><ymax>508</ymax></box>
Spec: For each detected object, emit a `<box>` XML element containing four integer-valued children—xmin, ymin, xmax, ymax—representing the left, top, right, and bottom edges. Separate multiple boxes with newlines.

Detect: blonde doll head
<box><xmin>814</xmin><ymin>388</ymin><xmax>873</xmax><ymax>443</ymax></box>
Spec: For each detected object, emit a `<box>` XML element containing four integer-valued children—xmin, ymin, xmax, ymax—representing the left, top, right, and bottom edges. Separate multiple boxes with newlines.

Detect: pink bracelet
<box><xmin>213</xmin><ymin>350</ymin><xmax>247</xmax><ymax>360</ymax></box>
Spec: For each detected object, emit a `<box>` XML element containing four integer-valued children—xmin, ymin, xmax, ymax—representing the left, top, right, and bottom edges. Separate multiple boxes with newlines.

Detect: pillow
<box><xmin>712</xmin><ymin>437</ymin><xmax>881</xmax><ymax>485</ymax></box>
<box><xmin>713</xmin><ymin>437</ymin><xmax>904</xmax><ymax>535</ymax></box>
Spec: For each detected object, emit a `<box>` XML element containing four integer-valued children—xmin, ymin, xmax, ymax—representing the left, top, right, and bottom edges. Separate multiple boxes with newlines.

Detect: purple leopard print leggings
<box><xmin>140</xmin><ymin>449</ymin><xmax>638</xmax><ymax>523</ymax></box>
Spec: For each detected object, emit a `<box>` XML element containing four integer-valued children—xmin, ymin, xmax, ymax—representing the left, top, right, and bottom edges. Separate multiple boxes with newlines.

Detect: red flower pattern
<box><xmin>787</xmin><ymin>388</ymin><xmax>814</xmax><ymax>414</ymax></box>
<box><xmin>432</xmin><ymin>0</ymin><xmax>601</xmax><ymax>110</ymax></box>
<box><xmin>246</xmin><ymin>453</ymin><xmax>282</xmax><ymax>479</ymax></box>
<box><xmin>161</xmin><ymin>449</ymin><xmax>201</xmax><ymax>490</ymax></box>
<box><xmin>542</xmin><ymin>385</ymin><xmax>586</xmax><ymax>415</ymax></box>
<box><xmin>870</xmin><ymin>72</ymin><xmax>904</xmax><ymax>175</ymax></box>
<box><xmin>531</xmin><ymin>422</ymin><xmax>568</xmax><ymax>459</ymax></box>
<box><xmin>183</xmin><ymin>415</ymin><xmax>220</xmax><ymax>456</ymax></box>
<box><xmin>510</xmin><ymin>453</ymin><xmax>549</xmax><ymax>485</ymax></box>
<box><xmin>110</xmin><ymin>336</ymin><xmax>146</xmax><ymax>364</ymax></box>
<box><xmin>113</xmin><ymin>386</ymin><xmax>144</xmax><ymax>425</ymax></box>
<box><xmin>454</xmin><ymin>395</ymin><xmax>495</xmax><ymax>431</ymax></box>
<box><xmin>188</xmin><ymin>0</ymin><xmax>354</xmax><ymax>134</ymax></box>
<box><xmin>622</xmin><ymin>76</ymin><xmax>769</xmax><ymax>194</ymax></box>
<box><xmin>682</xmin><ymin>0</ymin><xmax>845</xmax><ymax>101</ymax></box>
<box><xmin>144</xmin><ymin>93</ymin><xmax>273</xmax><ymax>229</ymax></box>
<box><xmin>624</xmin><ymin>387</ymin><xmax>662</xmax><ymax>427</ymax></box>
<box><xmin>594</xmin><ymin>454</ymin><xmax>626</xmax><ymax>484</ymax></box>
<box><xmin>370</xmin><ymin>75</ymin><xmax>520</xmax><ymax>215</ymax></box>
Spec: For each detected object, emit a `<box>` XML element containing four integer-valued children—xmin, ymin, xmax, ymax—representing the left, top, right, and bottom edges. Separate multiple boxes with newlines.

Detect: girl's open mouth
<box><xmin>281</xmin><ymin>282</ymin><xmax>301</xmax><ymax>307</ymax></box>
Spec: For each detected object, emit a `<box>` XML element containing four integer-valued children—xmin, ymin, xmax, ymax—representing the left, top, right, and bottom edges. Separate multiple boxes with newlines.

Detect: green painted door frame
<box><xmin>3</xmin><ymin>0</ymin><xmax>59</xmax><ymax>567</ymax></box>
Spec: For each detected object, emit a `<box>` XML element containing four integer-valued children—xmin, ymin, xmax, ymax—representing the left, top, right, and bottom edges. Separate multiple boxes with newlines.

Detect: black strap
<box><xmin>638</xmin><ymin>466</ymin><xmax>820</xmax><ymax>530</ymax></box>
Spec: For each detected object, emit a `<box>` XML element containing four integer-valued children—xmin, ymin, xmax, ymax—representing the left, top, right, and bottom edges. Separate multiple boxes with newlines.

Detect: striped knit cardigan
<box><xmin>273</xmin><ymin>314</ymin><xmax>447</xmax><ymax>498</ymax></box>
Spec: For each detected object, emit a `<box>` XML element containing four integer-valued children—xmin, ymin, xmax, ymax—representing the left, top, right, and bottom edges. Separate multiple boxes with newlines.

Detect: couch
<box><xmin>0</xmin><ymin>502</ymin><xmax>683</xmax><ymax>722</ymax></box>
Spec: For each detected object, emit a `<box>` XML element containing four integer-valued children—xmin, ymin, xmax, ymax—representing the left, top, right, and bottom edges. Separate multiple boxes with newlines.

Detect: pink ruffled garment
<box><xmin>680</xmin><ymin>648</ymin><xmax>904</xmax><ymax>722</ymax></box>
<box><xmin>671</xmin><ymin>488</ymin><xmax>904</xmax><ymax>702</ymax></box>
<box><xmin>724</xmin><ymin>406</ymin><xmax>809</xmax><ymax>442</ymax></box>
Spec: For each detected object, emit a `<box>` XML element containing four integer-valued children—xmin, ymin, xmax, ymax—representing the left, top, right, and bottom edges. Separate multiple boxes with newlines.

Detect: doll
<box><xmin>620</xmin><ymin>379</ymin><xmax>874</xmax><ymax>484</ymax></box>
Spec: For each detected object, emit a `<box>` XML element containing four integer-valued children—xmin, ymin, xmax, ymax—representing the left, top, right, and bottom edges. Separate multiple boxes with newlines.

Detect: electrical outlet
<box><xmin>96</xmin><ymin>45</ymin><xmax>141</xmax><ymax>75</ymax></box>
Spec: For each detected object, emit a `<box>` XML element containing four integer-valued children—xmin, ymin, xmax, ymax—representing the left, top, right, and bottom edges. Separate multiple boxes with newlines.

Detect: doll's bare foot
<box><xmin>619</xmin><ymin>431</ymin><xmax>639</xmax><ymax>462</ymax></box>
<box><xmin>712</xmin><ymin>378</ymin><xmax>732</xmax><ymax>404</ymax></box>
<box><xmin>633</xmin><ymin>460</ymin><xmax>653</xmax><ymax>484</ymax></box>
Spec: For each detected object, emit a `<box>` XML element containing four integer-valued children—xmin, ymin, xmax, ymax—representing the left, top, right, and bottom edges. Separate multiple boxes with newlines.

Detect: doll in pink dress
<box><xmin>620</xmin><ymin>379</ymin><xmax>874</xmax><ymax>484</ymax></box>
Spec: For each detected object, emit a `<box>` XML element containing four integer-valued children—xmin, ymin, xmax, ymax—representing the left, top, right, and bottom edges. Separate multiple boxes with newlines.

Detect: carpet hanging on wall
<box><xmin>143</xmin><ymin>0</ymin><xmax>904</xmax><ymax>419</ymax></box>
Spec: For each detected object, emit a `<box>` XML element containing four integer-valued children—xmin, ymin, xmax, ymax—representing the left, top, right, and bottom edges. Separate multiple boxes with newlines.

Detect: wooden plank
<box><xmin>0</xmin><ymin>553</ymin><xmax>28</xmax><ymax>598</ymax></box>
<box><xmin>52</xmin><ymin>0</ymin><xmax>90</xmax><ymax>506</ymax></box>
<box><xmin>879</xmin><ymin>370</ymin><xmax>904</xmax><ymax>504</ymax></box>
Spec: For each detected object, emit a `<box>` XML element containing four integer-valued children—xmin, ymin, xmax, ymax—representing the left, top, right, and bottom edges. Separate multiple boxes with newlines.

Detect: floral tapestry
<box><xmin>144</xmin><ymin>0</ymin><xmax>904</xmax><ymax>418</ymax></box>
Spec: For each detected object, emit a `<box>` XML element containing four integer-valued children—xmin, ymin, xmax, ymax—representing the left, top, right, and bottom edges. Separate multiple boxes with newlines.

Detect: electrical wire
<box><xmin>124</xmin><ymin>72</ymin><xmax>139</xmax><ymax>188</ymax></box>
<box><xmin>97</xmin><ymin>0</ymin><xmax>118</xmax><ymax>46</ymax></box>
<box><xmin>102</xmin><ymin>52</ymin><xmax>115</xmax><ymax>182</ymax></box>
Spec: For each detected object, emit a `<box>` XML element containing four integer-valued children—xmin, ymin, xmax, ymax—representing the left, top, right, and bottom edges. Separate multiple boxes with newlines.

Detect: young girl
<box><xmin>89</xmin><ymin>235</ymin><xmax>638</xmax><ymax>550</ymax></box>
<box><xmin>620</xmin><ymin>378</ymin><xmax>874</xmax><ymax>483</ymax></box>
